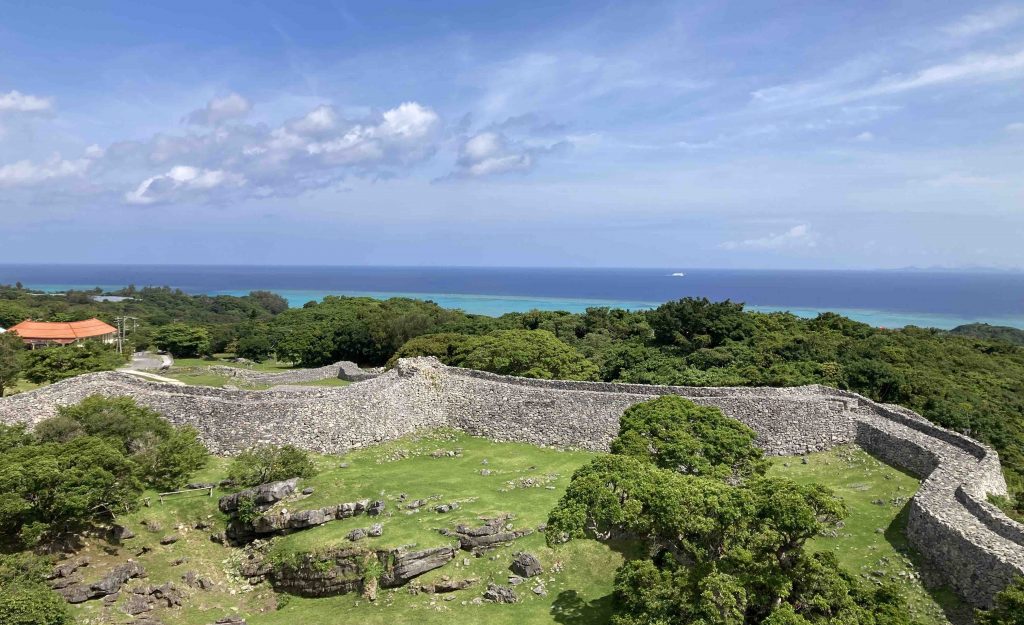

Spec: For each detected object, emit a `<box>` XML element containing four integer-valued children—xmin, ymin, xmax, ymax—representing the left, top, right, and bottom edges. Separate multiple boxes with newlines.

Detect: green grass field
<box><xmin>170</xmin><ymin>355</ymin><xmax>298</xmax><ymax>371</ymax></box>
<box><xmin>58</xmin><ymin>433</ymin><xmax>961</xmax><ymax>625</ymax></box>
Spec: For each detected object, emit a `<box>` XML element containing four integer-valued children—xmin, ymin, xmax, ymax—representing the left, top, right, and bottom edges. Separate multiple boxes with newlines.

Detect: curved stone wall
<box><xmin>0</xmin><ymin>356</ymin><xmax>1021</xmax><ymax>606</ymax></box>
<box><xmin>175</xmin><ymin>360</ymin><xmax>381</xmax><ymax>386</ymax></box>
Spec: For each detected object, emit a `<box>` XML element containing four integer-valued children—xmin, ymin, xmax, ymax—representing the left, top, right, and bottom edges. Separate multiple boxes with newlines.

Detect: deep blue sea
<box><xmin>1</xmin><ymin>265</ymin><xmax>1022</xmax><ymax>330</ymax></box>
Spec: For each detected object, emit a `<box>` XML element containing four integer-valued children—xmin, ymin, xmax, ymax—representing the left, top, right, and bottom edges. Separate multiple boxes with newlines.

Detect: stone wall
<box><xmin>179</xmin><ymin>361</ymin><xmax>378</xmax><ymax>386</ymax></box>
<box><xmin>0</xmin><ymin>356</ymin><xmax>1021</xmax><ymax>606</ymax></box>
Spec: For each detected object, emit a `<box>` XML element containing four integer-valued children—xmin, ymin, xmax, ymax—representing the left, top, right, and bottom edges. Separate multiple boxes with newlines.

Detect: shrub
<box><xmin>21</xmin><ymin>342</ymin><xmax>125</xmax><ymax>384</ymax></box>
<box><xmin>0</xmin><ymin>582</ymin><xmax>71</xmax><ymax>625</ymax></box>
<box><xmin>227</xmin><ymin>444</ymin><xmax>317</xmax><ymax>487</ymax></box>
<box><xmin>977</xmin><ymin>577</ymin><xmax>1024</xmax><ymax>625</ymax></box>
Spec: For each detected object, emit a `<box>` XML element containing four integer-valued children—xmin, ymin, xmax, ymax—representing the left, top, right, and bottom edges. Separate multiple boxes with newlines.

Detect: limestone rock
<box><xmin>347</xmin><ymin>528</ymin><xmax>366</xmax><ymax>541</ymax></box>
<box><xmin>381</xmin><ymin>546</ymin><xmax>456</xmax><ymax>587</ymax></box>
<box><xmin>124</xmin><ymin>593</ymin><xmax>153</xmax><ymax>615</ymax></box>
<box><xmin>510</xmin><ymin>552</ymin><xmax>543</xmax><ymax>578</ymax></box>
<box><xmin>218</xmin><ymin>478</ymin><xmax>299</xmax><ymax>514</ymax></box>
<box><xmin>483</xmin><ymin>583</ymin><xmax>517</xmax><ymax>603</ymax></box>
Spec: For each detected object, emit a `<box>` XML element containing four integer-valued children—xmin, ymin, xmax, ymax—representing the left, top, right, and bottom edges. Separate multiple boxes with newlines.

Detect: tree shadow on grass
<box><xmin>884</xmin><ymin>500</ymin><xmax>974</xmax><ymax>625</ymax></box>
<box><xmin>551</xmin><ymin>589</ymin><xmax>615</xmax><ymax>625</ymax></box>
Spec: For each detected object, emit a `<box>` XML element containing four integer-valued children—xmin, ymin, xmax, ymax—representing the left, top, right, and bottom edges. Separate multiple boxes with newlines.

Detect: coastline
<box><xmin>12</xmin><ymin>282</ymin><xmax>1024</xmax><ymax>330</ymax></box>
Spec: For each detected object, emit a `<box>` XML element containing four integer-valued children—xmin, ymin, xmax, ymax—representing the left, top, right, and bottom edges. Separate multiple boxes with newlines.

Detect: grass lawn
<box><xmin>57</xmin><ymin>435</ymin><xmax>958</xmax><ymax>625</ymax></box>
<box><xmin>771</xmin><ymin>447</ymin><xmax>968</xmax><ymax>625</ymax></box>
<box><xmin>171</xmin><ymin>354</ymin><xmax>299</xmax><ymax>371</ymax></box>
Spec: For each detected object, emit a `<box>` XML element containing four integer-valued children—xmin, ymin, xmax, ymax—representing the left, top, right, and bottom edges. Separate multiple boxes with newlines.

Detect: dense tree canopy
<box><xmin>21</xmin><ymin>342</ymin><xmax>126</xmax><ymax>384</ymax></box>
<box><xmin>0</xmin><ymin>396</ymin><xmax>207</xmax><ymax>544</ymax></box>
<box><xmin>610</xmin><ymin>395</ymin><xmax>768</xmax><ymax>480</ymax></box>
<box><xmin>152</xmin><ymin>323</ymin><xmax>212</xmax><ymax>358</ymax></box>
<box><xmin>546</xmin><ymin>398</ymin><xmax>906</xmax><ymax>625</ymax></box>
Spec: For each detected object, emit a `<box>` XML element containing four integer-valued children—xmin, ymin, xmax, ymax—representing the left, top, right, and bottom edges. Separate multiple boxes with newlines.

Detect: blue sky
<box><xmin>1</xmin><ymin>0</ymin><xmax>1023</xmax><ymax>269</ymax></box>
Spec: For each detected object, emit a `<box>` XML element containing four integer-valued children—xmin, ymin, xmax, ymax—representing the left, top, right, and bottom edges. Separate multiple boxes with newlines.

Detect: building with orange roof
<box><xmin>7</xmin><ymin>318</ymin><xmax>118</xmax><ymax>349</ymax></box>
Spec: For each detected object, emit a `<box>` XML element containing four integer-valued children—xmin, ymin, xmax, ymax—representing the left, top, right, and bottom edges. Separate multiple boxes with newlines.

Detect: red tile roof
<box><xmin>8</xmin><ymin>318</ymin><xmax>117</xmax><ymax>342</ymax></box>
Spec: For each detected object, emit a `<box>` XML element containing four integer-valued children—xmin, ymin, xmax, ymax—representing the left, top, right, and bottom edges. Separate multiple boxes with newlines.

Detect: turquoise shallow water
<box><xmin>11</xmin><ymin>264</ymin><xmax>1023</xmax><ymax>331</ymax></box>
<box><xmin>211</xmin><ymin>288</ymin><xmax>1024</xmax><ymax>330</ymax></box>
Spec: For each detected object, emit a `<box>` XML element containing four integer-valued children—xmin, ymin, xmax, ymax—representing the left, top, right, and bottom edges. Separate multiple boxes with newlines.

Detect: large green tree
<box><xmin>547</xmin><ymin>397</ymin><xmax>905</xmax><ymax>625</ymax></box>
<box><xmin>152</xmin><ymin>323</ymin><xmax>212</xmax><ymax>358</ymax></box>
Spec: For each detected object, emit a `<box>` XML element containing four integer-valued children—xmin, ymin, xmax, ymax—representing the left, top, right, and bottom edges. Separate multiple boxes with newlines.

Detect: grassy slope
<box><xmin>770</xmin><ymin>448</ymin><xmax>968</xmax><ymax>625</ymax></box>
<box><xmin>61</xmin><ymin>434</ymin><xmax>957</xmax><ymax>625</ymax></box>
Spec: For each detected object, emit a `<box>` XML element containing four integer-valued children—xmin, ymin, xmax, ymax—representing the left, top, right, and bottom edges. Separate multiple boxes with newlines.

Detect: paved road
<box><xmin>123</xmin><ymin>351</ymin><xmax>173</xmax><ymax>371</ymax></box>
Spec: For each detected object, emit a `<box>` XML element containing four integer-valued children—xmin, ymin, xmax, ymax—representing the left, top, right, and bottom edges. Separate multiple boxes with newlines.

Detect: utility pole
<box><xmin>114</xmin><ymin>316</ymin><xmax>138</xmax><ymax>355</ymax></box>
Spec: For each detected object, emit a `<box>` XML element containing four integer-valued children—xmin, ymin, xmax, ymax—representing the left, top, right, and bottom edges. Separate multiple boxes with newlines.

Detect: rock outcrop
<box><xmin>218</xmin><ymin>478</ymin><xmax>299</xmax><ymax>514</ymax></box>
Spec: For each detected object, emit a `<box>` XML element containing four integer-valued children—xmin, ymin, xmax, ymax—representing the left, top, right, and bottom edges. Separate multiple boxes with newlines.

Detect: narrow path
<box><xmin>122</xmin><ymin>351</ymin><xmax>174</xmax><ymax>371</ymax></box>
<box><xmin>116</xmin><ymin>370</ymin><xmax>186</xmax><ymax>386</ymax></box>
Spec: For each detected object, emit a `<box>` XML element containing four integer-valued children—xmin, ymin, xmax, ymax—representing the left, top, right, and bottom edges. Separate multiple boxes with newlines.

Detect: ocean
<box><xmin>0</xmin><ymin>264</ymin><xmax>1022</xmax><ymax>330</ymax></box>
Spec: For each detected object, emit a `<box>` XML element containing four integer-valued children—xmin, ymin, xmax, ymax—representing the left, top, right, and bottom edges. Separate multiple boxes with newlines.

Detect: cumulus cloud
<box><xmin>720</xmin><ymin>224</ymin><xmax>818</xmax><ymax>250</ymax></box>
<box><xmin>444</xmin><ymin>112</ymin><xmax>571</xmax><ymax>180</ymax></box>
<box><xmin>0</xmin><ymin>90</ymin><xmax>53</xmax><ymax>113</ymax></box>
<box><xmin>184</xmin><ymin>93</ymin><xmax>252</xmax><ymax>126</ymax></box>
<box><xmin>453</xmin><ymin>132</ymin><xmax>533</xmax><ymax>177</ymax></box>
<box><xmin>106</xmin><ymin>100</ymin><xmax>442</xmax><ymax>203</ymax></box>
<box><xmin>0</xmin><ymin>153</ymin><xmax>92</xmax><ymax>187</ymax></box>
<box><xmin>124</xmin><ymin>165</ymin><xmax>246</xmax><ymax>205</ymax></box>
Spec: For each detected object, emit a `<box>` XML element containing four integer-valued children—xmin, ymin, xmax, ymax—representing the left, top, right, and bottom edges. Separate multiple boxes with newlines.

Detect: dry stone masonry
<box><xmin>1</xmin><ymin>356</ymin><xmax>1022</xmax><ymax>607</ymax></box>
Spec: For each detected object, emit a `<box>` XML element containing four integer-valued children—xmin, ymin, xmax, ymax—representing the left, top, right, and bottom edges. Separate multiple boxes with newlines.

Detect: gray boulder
<box><xmin>510</xmin><ymin>552</ymin><xmax>543</xmax><ymax>578</ymax></box>
<box><xmin>218</xmin><ymin>478</ymin><xmax>299</xmax><ymax>514</ymax></box>
<box><xmin>483</xmin><ymin>583</ymin><xmax>518</xmax><ymax>603</ymax></box>
<box><xmin>381</xmin><ymin>546</ymin><xmax>457</xmax><ymax>587</ymax></box>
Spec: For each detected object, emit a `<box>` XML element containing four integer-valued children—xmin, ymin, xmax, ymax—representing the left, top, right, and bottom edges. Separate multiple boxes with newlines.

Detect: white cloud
<box><xmin>1006</xmin><ymin>122</ymin><xmax>1024</xmax><ymax>132</ymax></box>
<box><xmin>184</xmin><ymin>93</ymin><xmax>252</xmax><ymax>126</ymax></box>
<box><xmin>446</xmin><ymin>131</ymin><xmax>549</xmax><ymax>178</ymax></box>
<box><xmin>0</xmin><ymin>90</ymin><xmax>53</xmax><ymax>113</ymax></box>
<box><xmin>103</xmin><ymin>100</ymin><xmax>443</xmax><ymax>201</ymax></box>
<box><xmin>124</xmin><ymin>165</ymin><xmax>245</xmax><ymax>205</ymax></box>
<box><xmin>0</xmin><ymin>154</ymin><xmax>89</xmax><ymax>187</ymax></box>
<box><xmin>304</xmin><ymin>102</ymin><xmax>440</xmax><ymax>164</ymax></box>
<box><xmin>752</xmin><ymin>49</ymin><xmax>1024</xmax><ymax>111</ymax></box>
<box><xmin>720</xmin><ymin>224</ymin><xmax>818</xmax><ymax>250</ymax></box>
<box><xmin>942</xmin><ymin>5</ymin><xmax>1024</xmax><ymax>38</ymax></box>
<box><xmin>853</xmin><ymin>131</ymin><xmax>875</xmax><ymax>142</ymax></box>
